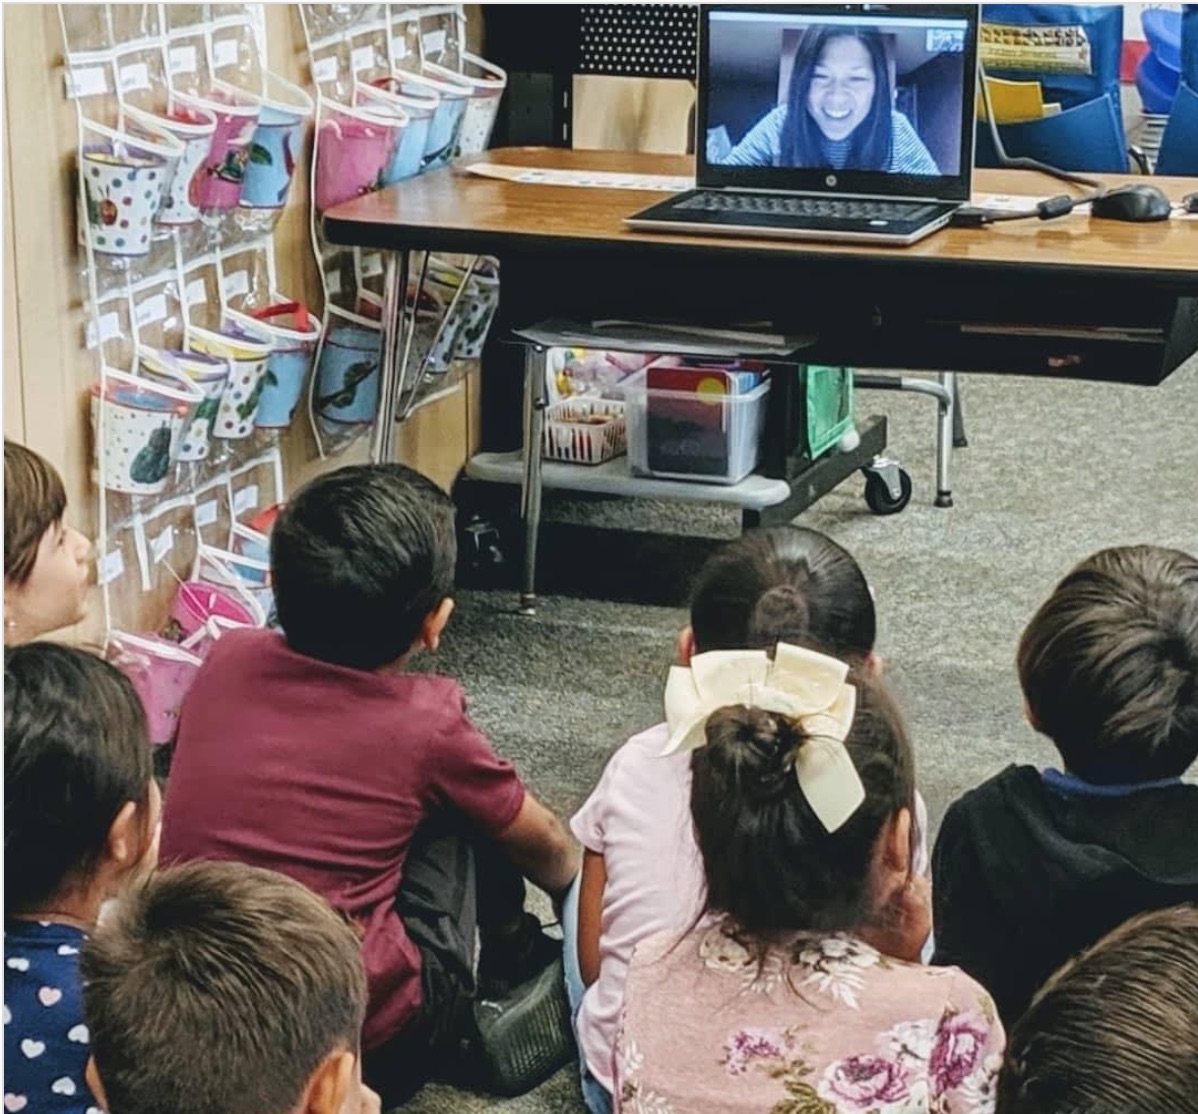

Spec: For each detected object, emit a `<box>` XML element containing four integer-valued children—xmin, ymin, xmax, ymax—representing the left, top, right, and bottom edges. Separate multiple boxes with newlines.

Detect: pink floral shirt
<box><xmin>615</xmin><ymin>925</ymin><xmax>1004</xmax><ymax>1114</ymax></box>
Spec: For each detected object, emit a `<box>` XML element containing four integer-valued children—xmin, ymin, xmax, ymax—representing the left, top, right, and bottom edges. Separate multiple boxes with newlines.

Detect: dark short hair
<box><xmin>689</xmin><ymin>526</ymin><xmax>875</xmax><ymax>660</ymax></box>
<box><xmin>4</xmin><ymin>643</ymin><xmax>153</xmax><ymax>912</ymax></box>
<box><xmin>690</xmin><ymin>672</ymin><xmax>913</xmax><ymax>951</ymax></box>
<box><xmin>1017</xmin><ymin>545</ymin><xmax>1198</xmax><ymax>783</ymax></box>
<box><xmin>997</xmin><ymin>904</ymin><xmax>1198</xmax><ymax>1114</ymax></box>
<box><xmin>4</xmin><ymin>441</ymin><xmax>67</xmax><ymax>585</ymax></box>
<box><xmin>82</xmin><ymin>861</ymin><xmax>367</xmax><ymax>1114</ymax></box>
<box><xmin>781</xmin><ymin>27</ymin><xmax>895</xmax><ymax>171</ymax></box>
<box><xmin>270</xmin><ymin>463</ymin><xmax>457</xmax><ymax>669</ymax></box>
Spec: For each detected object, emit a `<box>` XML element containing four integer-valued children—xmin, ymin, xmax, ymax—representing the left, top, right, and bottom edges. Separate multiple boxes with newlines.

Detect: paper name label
<box><xmin>222</xmin><ymin>270</ymin><xmax>250</xmax><ymax>299</ymax></box>
<box><xmin>99</xmin><ymin>550</ymin><xmax>125</xmax><ymax>585</ymax></box>
<box><xmin>352</xmin><ymin>45</ymin><xmax>376</xmax><ymax>73</ymax></box>
<box><xmin>65</xmin><ymin>67</ymin><xmax>109</xmax><ymax>99</ymax></box>
<box><xmin>186</xmin><ymin>278</ymin><xmax>208</xmax><ymax>306</ymax></box>
<box><xmin>312</xmin><ymin>55</ymin><xmax>338</xmax><ymax>83</ymax></box>
<box><xmin>391</xmin><ymin>36</ymin><xmax>409</xmax><ymax>61</ymax></box>
<box><xmin>232</xmin><ymin>484</ymin><xmax>259</xmax><ymax>515</ymax></box>
<box><xmin>213</xmin><ymin>37</ymin><xmax>239</xmax><ymax>67</ymax></box>
<box><xmin>118</xmin><ymin>62</ymin><xmax>150</xmax><ymax>93</ymax></box>
<box><xmin>169</xmin><ymin>45</ymin><xmax>198</xmax><ymax>75</ymax></box>
<box><xmin>85</xmin><ymin>313</ymin><xmax>122</xmax><ymax>350</ymax></box>
<box><xmin>134</xmin><ymin>294</ymin><xmax>168</xmax><ymax>327</ymax></box>
<box><xmin>360</xmin><ymin>253</ymin><xmax>384</xmax><ymax>278</ymax></box>
<box><xmin>423</xmin><ymin>29</ymin><xmax>447</xmax><ymax>56</ymax></box>
<box><xmin>195</xmin><ymin>499</ymin><xmax>219</xmax><ymax>528</ymax></box>
<box><xmin>150</xmin><ymin>525</ymin><xmax>175</xmax><ymax>563</ymax></box>
<box><xmin>325</xmin><ymin>270</ymin><xmax>343</xmax><ymax>295</ymax></box>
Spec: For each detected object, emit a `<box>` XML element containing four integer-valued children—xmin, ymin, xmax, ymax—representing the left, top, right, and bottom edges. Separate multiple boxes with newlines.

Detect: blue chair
<box><xmin>976</xmin><ymin>95</ymin><xmax>1129</xmax><ymax>173</ymax></box>
<box><xmin>1155</xmin><ymin>81</ymin><xmax>1198</xmax><ymax>175</ymax></box>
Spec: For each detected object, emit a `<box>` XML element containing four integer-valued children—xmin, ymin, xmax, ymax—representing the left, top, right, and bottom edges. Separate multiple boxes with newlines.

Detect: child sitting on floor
<box><xmin>996</xmin><ymin>904</ymin><xmax>1198</xmax><ymax>1114</ymax></box>
<box><xmin>4</xmin><ymin>441</ymin><xmax>92</xmax><ymax>645</ymax></box>
<box><xmin>615</xmin><ymin>652</ymin><xmax>1004</xmax><ymax>1113</ymax></box>
<box><xmin>4</xmin><ymin>643</ymin><xmax>162</xmax><ymax>1114</ymax></box>
<box><xmin>159</xmin><ymin>463</ymin><xmax>580</xmax><ymax>1106</ymax></box>
<box><xmin>566</xmin><ymin>527</ymin><xmax>931</xmax><ymax>1114</ymax></box>
<box><xmin>932</xmin><ymin>544</ymin><xmax>1198</xmax><ymax>1025</ymax></box>
<box><xmin>81</xmin><ymin>860</ymin><xmax>380</xmax><ymax>1114</ymax></box>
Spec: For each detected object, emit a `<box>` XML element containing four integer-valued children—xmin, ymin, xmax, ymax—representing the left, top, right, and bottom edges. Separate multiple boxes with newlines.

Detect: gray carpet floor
<box><xmin>404</xmin><ymin>354</ymin><xmax>1198</xmax><ymax>1113</ymax></box>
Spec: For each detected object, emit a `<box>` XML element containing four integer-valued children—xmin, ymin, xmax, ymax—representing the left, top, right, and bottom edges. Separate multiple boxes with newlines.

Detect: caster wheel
<box><xmin>864</xmin><ymin>468</ymin><xmax>912</xmax><ymax>515</ymax></box>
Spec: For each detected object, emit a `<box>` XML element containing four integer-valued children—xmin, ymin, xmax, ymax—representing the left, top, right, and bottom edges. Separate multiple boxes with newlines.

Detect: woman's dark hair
<box><xmin>690</xmin><ymin>673</ymin><xmax>913</xmax><ymax>950</ymax></box>
<box><xmin>780</xmin><ymin>27</ymin><xmax>894</xmax><ymax>171</ymax></box>
<box><xmin>996</xmin><ymin>905</ymin><xmax>1198</xmax><ymax>1114</ymax></box>
<box><xmin>5</xmin><ymin>643</ymin><xmax>153</xmax><ymax>912</ymax></box>
<box><xmin>1017</xmin><ymin>545</ymin><xmax>1198</xmax><ymax>783</ymax></box>
<box><xmin>689</xmin><ymin>526</ymin><xmax>875</xmax><ymax>661</ymax></box>
<box><xmin>271</xmin><ymin>463</ymin><xmax>457</xmax><ymax>670</ymax></box>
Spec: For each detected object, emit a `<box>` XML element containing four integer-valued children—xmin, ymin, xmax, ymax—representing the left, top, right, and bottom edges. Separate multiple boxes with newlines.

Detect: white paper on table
<box><xmin>466</xmin><ymin>163</ymin><xmax>694</xmax><ymax>193</ymax></box>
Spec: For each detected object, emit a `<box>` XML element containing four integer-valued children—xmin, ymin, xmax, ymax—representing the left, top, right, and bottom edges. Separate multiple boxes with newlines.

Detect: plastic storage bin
<box><xmin>542</xmin><ymin>397</ymin><xmax>626</xmax><ymax>464</ymax></box>
<box><xmin>801</xmin><ymin>365</ymin><xmax>854</xmax><ymax>459</ymax></box>
<box><xmin>622</xmin><ymin>363</ymin><xmax>770</xmax><ymax>484</ymax></box>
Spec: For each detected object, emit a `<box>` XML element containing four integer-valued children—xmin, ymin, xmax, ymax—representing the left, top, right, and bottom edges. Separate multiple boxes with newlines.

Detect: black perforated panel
<box><xmin>577</xmin><ymin>5</ymin><xmax>697</xmax><ymax>79</ymax></box>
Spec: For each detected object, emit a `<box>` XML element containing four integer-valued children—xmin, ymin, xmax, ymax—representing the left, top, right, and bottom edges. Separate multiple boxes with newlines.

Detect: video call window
<box><xmin>707</xmin><ymin>12</ymin><xmax>969</xmax><ymax>176</ymax></box>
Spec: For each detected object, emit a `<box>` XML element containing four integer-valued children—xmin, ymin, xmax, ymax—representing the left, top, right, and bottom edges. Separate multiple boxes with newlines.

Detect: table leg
<box><xmin>519</xmin><ymin>344</ymin><xmax>547</xmax><ymax>615</ymax></box>
<box><xmin>935</xmin><ymin>371</ymin><xmax>955</xmax><ymax>508</ymax></box>
<box><xmin>372</xmin><ymin>249</ymin><xmax>409</xmax><ymax>464</ymax></box>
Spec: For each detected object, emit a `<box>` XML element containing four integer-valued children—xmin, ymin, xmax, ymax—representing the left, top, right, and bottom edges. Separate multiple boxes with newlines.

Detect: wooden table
<box><xmin>323</xmin><ymin>149</ymin><xmax>1198</xmax><ymax>609</ymax></box>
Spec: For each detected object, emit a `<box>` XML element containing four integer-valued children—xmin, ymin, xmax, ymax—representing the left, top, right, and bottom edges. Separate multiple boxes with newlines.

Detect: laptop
<box><xmin>627</xmin><ymin>3</ymin><xmax>980</xmax><ymax>246</ymax></box>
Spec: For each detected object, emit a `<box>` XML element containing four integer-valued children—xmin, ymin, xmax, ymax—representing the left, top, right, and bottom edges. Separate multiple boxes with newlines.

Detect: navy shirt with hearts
<box><xmin>4</xmin><ymin>919</ymin><xmax>97</xmax><ymax>1114</ymax></box>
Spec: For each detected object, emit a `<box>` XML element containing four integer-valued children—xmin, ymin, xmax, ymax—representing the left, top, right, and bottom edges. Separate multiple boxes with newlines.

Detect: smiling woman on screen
<box><xmin>721</xmin><ymin>26</ymin><xmax>940</xmax><ymax>175</ymax></box>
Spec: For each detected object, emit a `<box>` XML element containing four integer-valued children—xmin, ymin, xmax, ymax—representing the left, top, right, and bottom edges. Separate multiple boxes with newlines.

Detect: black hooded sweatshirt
<box><xmin>931</xmin><ymin>764</ymin><xmax>1198</xmax><ymax>1027</ymax></box>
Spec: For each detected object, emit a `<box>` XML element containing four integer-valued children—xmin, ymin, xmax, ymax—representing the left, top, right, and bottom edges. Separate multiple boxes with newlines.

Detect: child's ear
<box><xmin>300</xmin><ymin>1049</ymin><xmax>356</xmax><ymax>1114</ymax></box>
<box><xmin>675</xmin><ymin>625</ymin><xmax>696</xmax><ymax>666</ymax></box>
<box><xmin>864</xmin><ymin>651</ymin><xmax>885</xmax><ymax>679</ymax></box>
<box><xmin>882</xmin><ymin>806</ymin><xmax>912</xmax><ymax>876</ymax></box>
<box><xmin>419</xmin><ymin>597</ymin><xmax>455</xmax><ymax>653</ymax></box>
<box><xmin>85</xmin><ymin>1056</ymin><xmax>109</xmax><ymax>1110</ymax></box>
<box><xmin>105</xmin><ymin>801</ymin><xmax>141</xmax><ymax>871</ymax></box>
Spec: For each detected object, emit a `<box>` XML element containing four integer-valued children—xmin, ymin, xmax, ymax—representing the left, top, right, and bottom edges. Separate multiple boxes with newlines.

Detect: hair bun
<box><xmin>749</xmin><ymin>584</ymin><xmax>811</xmax><ymax>647</ymax></box>
<box><xmin>703</xmin><ymin>705</ymin><xmax>798</xmax><ymax>802</ymax></box>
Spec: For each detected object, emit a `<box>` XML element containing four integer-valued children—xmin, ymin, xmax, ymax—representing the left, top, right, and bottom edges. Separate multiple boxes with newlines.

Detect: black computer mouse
<box><xmin>1090</xmin><ymin>183</ymin><xmax>1173</xmax><ymax>223</ymax></box>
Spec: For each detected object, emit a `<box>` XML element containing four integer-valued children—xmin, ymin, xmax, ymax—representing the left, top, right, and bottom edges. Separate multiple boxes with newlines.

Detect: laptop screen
<box><xmin>698</xmin><ymin>4</ymin><xmax>979</xmax><ymax>201</ymax></box>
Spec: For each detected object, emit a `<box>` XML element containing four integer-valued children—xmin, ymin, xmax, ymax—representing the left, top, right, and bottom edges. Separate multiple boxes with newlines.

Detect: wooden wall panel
<box><xmin>2</xmin><ymin>3</ymin><xmax>479</xmax><ymax>642</ymax></box>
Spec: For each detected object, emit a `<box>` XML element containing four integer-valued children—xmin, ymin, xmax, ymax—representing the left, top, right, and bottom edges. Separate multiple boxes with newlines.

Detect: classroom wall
<box><xmin>2</xmin><ymin>4</ymin><xmax>482</xmax><ymax>644</ymax></box>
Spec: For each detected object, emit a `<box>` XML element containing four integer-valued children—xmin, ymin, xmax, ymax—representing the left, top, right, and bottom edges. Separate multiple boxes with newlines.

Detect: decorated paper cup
<box><xmin>90</xmin><ymin>370</ymin><xmax>201</xmax><ymax>495</ymax></box>
<box><xmin>107</xmin><ymin>632</ymin><xmax>204</xmax><ymax>746</ymax></box>
<box><xmin>427</xmin><ymin>54</ymin><xmax>507</xmax><ymax>157</ymax></box>
<box><xmin>240</xmin><ymin>76</ymin><xmax>313</xmax><ymax>211</ymax></box>
<box><xmin>80</xmin><ymin>143</ymin><xmax>170</xmax><ymax>256</ymax></box>
<box><xmin>394</xmin><ymin>68</ymin><xmax>469</xmax><ymax>169</ymax></box>
<box><xmin>139</xmin><ymin>346</ymin><xmax>228</xmax><ymax>462</ymax></box>
<box><xmin>314</xmin><ymin>101</ymin><xmax>402</xmax><ymax>213</ymax></box>
<box><xmin>357</xmin><ymin>80</ymin><xmax>436</xmax><ymax>183</ymax></box>
<box><xmin>124</xmin><ymin>103</ymin><xmax>216</xmax><ymax>226</ymax></box>
<box><xmin>314</xmin><ymin>320</ymin><xmax>383</xmax><ymax>426</ymax></box>
<box><xmin>454</xmin><ymin>258</ymin><xmax>501</xmax><ymax>360</ymax></box>
<box><xmin>176</xmin><ymin>85</ymin><xmax>260</xmax><ymax>211</ymax></box>
<box><xmin>166</xmin><ymin>579</ymin><xmax>261</xmax><ymax>643</ymax></box>
<box><xmin>229</xmin><ymin>303</ymin><xmax>323</xmax><ymax>430</ymax></box>
<box><xmin>187</xmin><ymin>322</ymin><xmax>273</xmax><ymax>439</ymax></box>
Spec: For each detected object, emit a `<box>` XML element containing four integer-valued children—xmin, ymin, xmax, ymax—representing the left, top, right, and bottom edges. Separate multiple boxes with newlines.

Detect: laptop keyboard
<box><xmin>675</xmin><ymin>192</ymin><xmax>936</xmax><ymax>221</ymax></box>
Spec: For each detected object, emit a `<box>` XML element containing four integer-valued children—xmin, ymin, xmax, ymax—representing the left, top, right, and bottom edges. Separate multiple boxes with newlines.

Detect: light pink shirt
<box><xmin>572</xmin><ymin>723</ymin><xmax>932</xmax><ymax>1091</ymax></box>
<box><xmin>570</xmin><ymin>724</ymin><xmax>706</xmax><ymax>1090</ymax></box>
<box><xmin>616</xmin><ymin>926</ymin><xmax>1004</xmax><ymax>1114</ymax></box>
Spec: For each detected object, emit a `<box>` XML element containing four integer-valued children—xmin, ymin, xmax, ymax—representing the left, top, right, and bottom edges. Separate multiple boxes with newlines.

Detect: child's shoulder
<box><xmin>946</xmin><ymin>763</ymin><xmax>1042</xmax><ymax>817</ymax></box>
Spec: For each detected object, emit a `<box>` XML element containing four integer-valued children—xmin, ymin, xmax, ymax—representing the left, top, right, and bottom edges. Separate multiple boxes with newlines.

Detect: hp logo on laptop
<box><xmin>825</xmin><ymin>174</ymin><xmax>838</xmax><ymax>188</ymax></box>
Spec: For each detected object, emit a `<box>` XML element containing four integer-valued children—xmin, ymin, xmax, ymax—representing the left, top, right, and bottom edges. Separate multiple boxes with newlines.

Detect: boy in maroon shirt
<box><xmin>160</xmin><ymin>463</ymin><xmax>580</xmax><ymax>1104</ymax></box>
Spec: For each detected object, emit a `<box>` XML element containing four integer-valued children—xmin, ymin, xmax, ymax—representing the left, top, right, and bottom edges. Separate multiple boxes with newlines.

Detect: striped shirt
<box><xmin>719</xmin><ymin>105</ymin><xmax>941</xmax><ymax>175</ymax></box>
